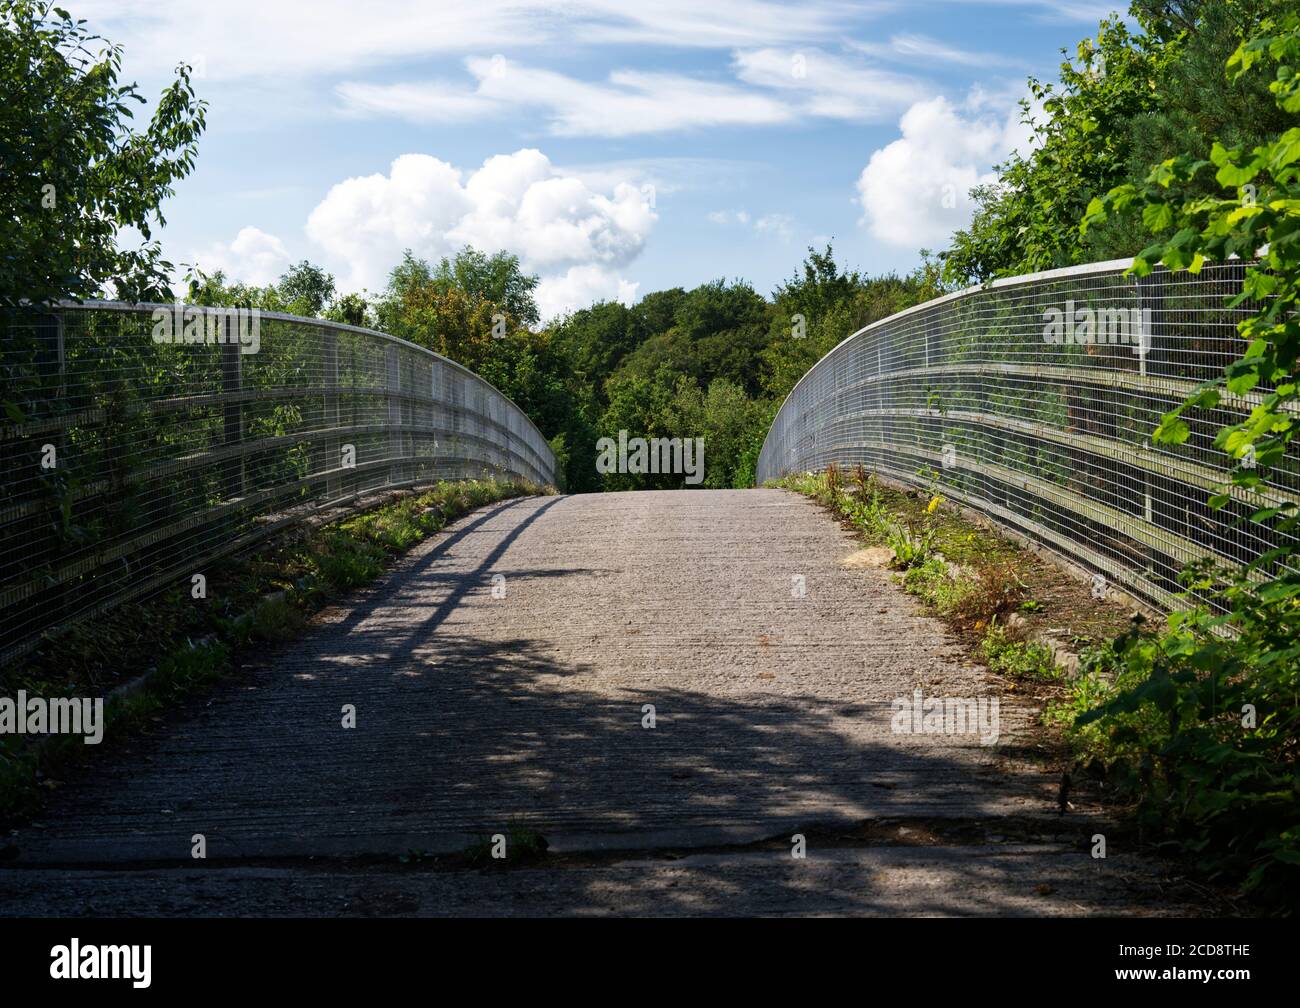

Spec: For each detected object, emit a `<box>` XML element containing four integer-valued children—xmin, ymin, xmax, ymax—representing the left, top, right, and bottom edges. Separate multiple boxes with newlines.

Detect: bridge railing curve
<box><xmin>0</xmin><ymin>302</ymin><xmax>556</xmax><ymax>663</ymax></box>
<box><xmin>757</xmin><ymin>258</ymin><xmax>1299</xmax><ymax>613</ymax></box>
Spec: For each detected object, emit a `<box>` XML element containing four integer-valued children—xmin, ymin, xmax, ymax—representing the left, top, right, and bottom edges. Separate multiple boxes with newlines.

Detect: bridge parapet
<box><xmin>0</xmin><ymin>302</ymin><xmax>555</xmax><ymax>663</ymax></box>
<box><xmin>757</xmin><ymin>259</ymin><xmax>1299</xmax><ymax>613</ymax></box>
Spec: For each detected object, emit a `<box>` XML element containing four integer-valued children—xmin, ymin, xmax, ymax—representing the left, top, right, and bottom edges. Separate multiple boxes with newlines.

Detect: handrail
<box><xmin>757</xmin><ymin>258</ymin><xmax>1297</xmax><ymax>613</ymax></box>
<box><xmin>0</xmin><ymin>302</ymin><xmax>557</xmax><ymax>663</ymax></box>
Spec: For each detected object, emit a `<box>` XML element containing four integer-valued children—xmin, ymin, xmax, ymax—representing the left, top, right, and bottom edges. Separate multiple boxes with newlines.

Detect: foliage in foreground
<box><xmin>1072</xmin><ymin>4</ymin><xmax>1300</xmax><ymax>896</ymax></box>
<box><xmin>941</xmin><ymin>0</ymin><xmax>1288</xmax><ymax>285</ymax></box>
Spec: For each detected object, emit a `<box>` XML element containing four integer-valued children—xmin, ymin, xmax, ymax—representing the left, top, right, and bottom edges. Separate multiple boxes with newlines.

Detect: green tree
<box><xmin>371</xmin><ymin>248</ymin><xmax>596</xmax><ymax>491</ymax></box>
<box><xmin>942</xmin><ymin>11</ymin><xmax>1169</xmax><ymax>283</ymax></box>
<box><xmin>185</xmin><ymin>260</ymin><xmax>351</xmax><ymax>320</ymax></box>
<box><xmin>324</xmin><ymin>291</ymin><xmax>372</xmax><ymax>328</ymax></box>
<box><xmin>0</xmin><ymin>1</ymin><xmax>206</xmax><ymax>307</ymax></box>
<box><xmin>276</xmin><ymin>260</ymin><xmax>335</xmax><ymax>316</ymax></box>
<box><xmin>374</xmin><ymin>251</ymin><xmax>508</xmax><ymax>372</ymax></box>
<box><xmin>612</xmin><ymin>279</ymin><xmax>771</xmax><ymax>398</ymax></box>
<box><xmin>633</xmin><ymin>287</ymin><xmax>687</xmax><ymax>337</ymax></box>
<box><xmin>477</xmin><ymin>325</ymin><xmax>601</xmax><ymax>493</ymax></box>
<box><xmin>1087</xmin><ymin>0</ymin><xmax>1289</xmax><ymax>263</ymax></box>
<box><xmin>184</xmin><ymin>269</ymin><xmax>263</xmax><ymax>309</ymax></box>
<box><xmin>940</xmin><ymin>1</ymin><xmax>1286</xmax><ymax>285</ymax></box>
<box><xmin>669</xmin><ymin>376</ymin><xmax>765</xmax><ymax>489</ymax></box>
<box><xmin>596</xmin><ymin>371</ymin><xmax>677</xmax><ymax>491</ymax></box>
<box><xmin>431</xmin><ymin>247</ymin><xmax>540</xmax><ymax>328</ymax></box>
<box><xmin>549</xmin><ymin>300</ymin><xmax>644</xmax><ymax>390</ymax></box>
<box><xmin>772</xmin><ymin>244</ymin><xmax>863</xmax><ymax>319</ymax></box>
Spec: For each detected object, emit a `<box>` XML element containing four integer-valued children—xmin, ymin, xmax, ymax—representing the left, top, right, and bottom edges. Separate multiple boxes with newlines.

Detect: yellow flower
<box><xmin>926</xmin><ymin>495</ymin><xmax>944</xmax><ymax>514</ymax></box>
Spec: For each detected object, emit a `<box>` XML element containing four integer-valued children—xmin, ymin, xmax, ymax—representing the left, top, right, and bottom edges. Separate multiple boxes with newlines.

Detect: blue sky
<box><xmin>80</xmin><ymin>0</ymin><xmax>1130</xmax><ymax>319</ymax></box>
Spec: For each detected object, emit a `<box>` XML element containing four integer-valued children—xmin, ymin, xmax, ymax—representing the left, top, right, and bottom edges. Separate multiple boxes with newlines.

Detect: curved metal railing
<box><xmin>0</xmin><ymin>302</ymin><xmax>556</xmax><ymax>663</ymax></box>
<box><xmin>757</xmin><ymin>259</ymin><xmax>1299</xmax><ymax>613</ymax></box>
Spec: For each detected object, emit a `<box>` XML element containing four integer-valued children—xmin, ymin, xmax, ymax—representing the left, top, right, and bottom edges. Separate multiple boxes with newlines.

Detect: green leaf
<box><xmin>1271</xmin><ymin>127</ymin><xmax>1300</xmax><ymax>169</ymax></box>
<box><xmin>1154</xmin><ymin>414</ymin><xmax>1191</xmax><ymax>445</ymax></box>
<box><xmin>1226</xmin><ymin>370</ymin><xmax>1260</xmax><ymax>395</ymax></box>
<box><xmin>1142</xmin><ymin>202</ymin><xmax>1174</xmax><ymax>232</ymax></box>
<box><xmin>1215</xmin><ymin>158</ymin><xmax>1262</xmax><ymax>188</ymax></box>
<box><xmin>1192</xmin><ymin>387</ymin><xmax>1221</xmax><ymax>410</ymax></box>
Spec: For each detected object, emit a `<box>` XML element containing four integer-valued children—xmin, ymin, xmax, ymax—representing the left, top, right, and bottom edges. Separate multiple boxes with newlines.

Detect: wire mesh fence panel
<box><xmin>0</xmin><ymin>302</ymin><xmax>556</xmax><ymax>663</ymax></box>
<box><xmin>757</xmin><ymin>259</ymin><xmax>1298</xmax><ymax>614</ymax></box>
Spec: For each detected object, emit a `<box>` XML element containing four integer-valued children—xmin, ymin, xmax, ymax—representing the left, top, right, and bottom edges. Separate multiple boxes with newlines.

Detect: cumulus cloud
<box><xmin>855</xmin><ymin>93</ymin><xmax>1034</xmax><ymax>247</ymax></box>
<box><xmin>193</xmin><ymin>226</ymin><xmax>291</xmax><ymax>285</ymax></box>
<box><xmin>305</xmin><ymin>149</ymin><xmax>655</xmax><ymax>318</ymax></box>
<box><xmin>535</xmin><ymin>265</ymin><xmax>640</xmax><ymax>321</ymax></box>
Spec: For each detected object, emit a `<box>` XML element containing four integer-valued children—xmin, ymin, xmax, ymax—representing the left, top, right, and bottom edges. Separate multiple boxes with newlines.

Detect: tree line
<box><xmin>184</xmin><ymin>246</ymin><xmax>946</xmax><ymax>493</ymax></box>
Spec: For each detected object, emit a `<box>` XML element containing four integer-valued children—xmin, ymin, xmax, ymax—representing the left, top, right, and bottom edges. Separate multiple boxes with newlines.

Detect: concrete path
<box><xmin>2</xmin><ymin>490</ymin><xmax>1207</xmax><ymax>915</ymax></box>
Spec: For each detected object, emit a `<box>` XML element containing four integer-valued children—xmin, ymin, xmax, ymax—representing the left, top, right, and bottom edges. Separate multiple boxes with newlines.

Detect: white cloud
<box><xmin>336</xmin><ymin>45</ymin><xmax>926</xmax><ymax>138</ymax></box>
<box><xmin>572</xmin><ymin>1</ymin><xmax>891</xmax><ymax>48</ymax></box>
<box><xmin>193</xmin><ymin>226</ymin><xmax>291</xmax><ymax>285</ymax></box>
<box><xmin>337</xmin><ymin>57</ymin><xmax>797</xmax><ymax>136</ymax></box>
<box><xmin>707</xmin><ymin>209</ymin><xmax>751</xmax><ymax>225</ymax></box>
<box><xmin>855</xmin><ymin>93</ymin><xmax>1034</xmax><ymax>247</ymax></box>
<box><xmin>1014</xmin><ymin>1</ymin><xmax>1129</xmax><ymax>23</ymax></box>
<box><xmin>732</xmin><ymin>47</ymin><xmax>925</xmax><ymax>122</ymax></box>
<box><xmin>709</xmin><ymin>209</ymin><xmax>794</xmax><ymax>241</ymax></box>
<box><xmin>335</xmin><ymin>80</ymin><xmax>498</xmax><ymax>122</ymax></box>
<box><xmin>560</xmin><ymin>157</ymin><xmax>757</xmax><ymax>199</ymax></box>
<box><xmin>535</xmin><ymin>265</ymin><xmax>639</xmax><ymax>321</ymax></box>
<box><xmin>850</xmin><ymin>33</ymin><xmax>1022</xmax><ymax>68</ymax></box>
<box><xmin>78</xmin><ymin>0</ymin><xmax>885</xmax><ymax>83</ymax></box>
<box><xmin>304</xmin><ymin>149</ymin><xmax>655</xmax><ymax>318</ymax></box>
<box><xmin>889</xmin><ymin>33</ymin><xmax>1002</xmax><ymax>67</ymax></box>
<box><xmin>305</xmin><ymin>155</ymin><xmax>472</xmax><ymax>288</ymax></box>
<box><xmin>452</xmin><ymin>152</ymin><xmax>654</xmax><ymax>271</ymax></box>
<box><xmin>754</xmin><ymin>213</ymin><xmax>795</xmax><ymax>241</ymax></box>
<box><xmin>938</xmin><ymin>0</ymin><xmax>1126</xmax><ymax>24</ymax></box>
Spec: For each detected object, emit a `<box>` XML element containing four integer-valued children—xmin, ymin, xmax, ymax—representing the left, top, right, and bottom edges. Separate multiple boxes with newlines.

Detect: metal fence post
<box><xmin>322</xmin><ymin>328</ymin><xmax>340</xmax><ymax>499</ymax></box>
<box><xmin>386</xmin><ymin>344</ymin><xmax>401</xmax><ymax>486</ymax></box>
<box><xmin>220</xmin><ymin>319</ymin><xmax>244</xmax><ymax>500</ymax></box>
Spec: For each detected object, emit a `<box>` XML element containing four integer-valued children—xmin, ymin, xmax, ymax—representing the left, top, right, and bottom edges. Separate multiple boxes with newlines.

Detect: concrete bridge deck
<box><xmin>1</xmin><ymin>490</ymin><xmax>1204</xmax><ymax>915</ymax></box>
